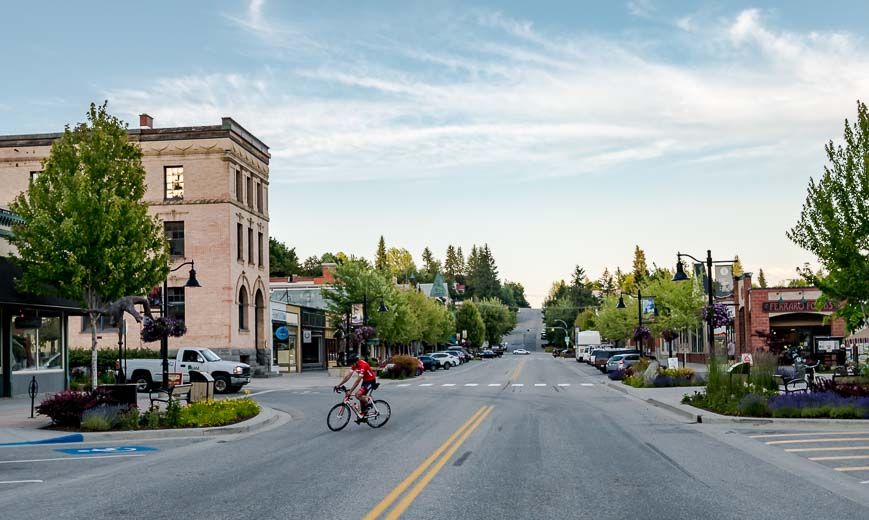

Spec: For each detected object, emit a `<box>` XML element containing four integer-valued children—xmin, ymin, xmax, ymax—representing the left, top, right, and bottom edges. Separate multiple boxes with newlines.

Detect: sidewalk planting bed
<box><xmin>608</xmin><ymin>358</ymin><xmax>704</xmax><ymax>388</ymax></box>
<box><xmin>36</xmin><ymin>388</ymin><xmax>260</xmax><ymax>432</ymax></box>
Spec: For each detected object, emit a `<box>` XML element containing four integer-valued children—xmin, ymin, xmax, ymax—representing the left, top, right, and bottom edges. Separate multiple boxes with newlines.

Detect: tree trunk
<box><xmin>89</xmin><ymin>311</ymin><xmax>99</xmax><ymax>391</ymax></box>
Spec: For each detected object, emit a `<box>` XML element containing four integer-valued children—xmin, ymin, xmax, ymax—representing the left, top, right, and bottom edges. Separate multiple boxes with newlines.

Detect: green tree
<box><xmin>9</xmin><ymin>103</ymin><xmax>169</xmax><ymax>389</ymax></box>
<box><xmin>443</xmin><ymin>245</ymin><xmax>460</xmax><ymax>282</ymax></box>
<box><xmin>419</xmin><ymin>247</ymin><xmax>441</xmax><ymax>283</ymax></box>
<box><xmin>788</xmin><ymin>100</ymin><xmax>869</xmax><ymax>329</ymax></box>
<box><xmin>386</xmin><ymin>247</ymin><xmax>417</xmax><ymax>283</ymax></box>
<box><xmin>595</xmin><ymin>295</ymin><xmax>637</xmax><ymax>346</ymax></box>
<box><xmin>466</xmin><ymin>244</ymin><xmax>501</xmax><ymax>299</ymax></box>
<box><xmin>575</xmin><ymin>308</ymin><xmax>597</xmax><ymax>331</ymax></box>
<box><xmin>733</xmin><ymin>255</ymin><xmax>745</xmax><ymax>276</ymax></box>
<box><xmin>455</xmin><ymin>300</ymin><xmax>486</xmax><ymax>348</ymax></box>
<box><xmin>632</xmin><ymin>245</ymin><xmax>649</xmax><ymax>286</ymax></box>
<box><xmin>757</xmin><ymin>269</ymin><xmax>768</xmax><ymax>288</ymax></box>
<box><xmin>476</xmin><ymin>298</ymin><xmax>516</xmax><ymax>346</ymax></box>
<box><xmin>599</xmin><ymin>268</ymin><xmax>615</xmax><ymax>296</ymax></box>
<box><xmin>375</xmin><ymin>235</ymin><xmax>388</xmax><ymax>273</ymax></box>
<box><xmin>502</xmin><ymin>281</ymin><xmax>530</xmax><ymax>308</ymax></box>
<box><xmin>269</xmin><ymin>237</ymin><xmax>300</xmax><ymax>278</ymax></box>
<box><xmin>300</xmin><ymin>255</ymin><xmax>323</xmax><ymax>276</ymax></box>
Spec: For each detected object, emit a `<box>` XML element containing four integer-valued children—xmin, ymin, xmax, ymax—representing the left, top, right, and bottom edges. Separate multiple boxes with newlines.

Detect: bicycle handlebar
<box><xmin>335</xmin><ymin>385</ymin><xmax>348</xmax><ymax>394</ymax></box>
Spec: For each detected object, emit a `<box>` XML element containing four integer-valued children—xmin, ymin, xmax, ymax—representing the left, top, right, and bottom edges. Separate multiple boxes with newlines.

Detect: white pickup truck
<box><xmin>125</xmin><ymin>347</ymin><xmax>251</xmax><ymax>394</ymax></box>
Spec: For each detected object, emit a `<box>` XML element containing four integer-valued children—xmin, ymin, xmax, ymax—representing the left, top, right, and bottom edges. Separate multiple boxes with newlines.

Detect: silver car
<box><xmin>605</xmin><ymin>353</ymin><xmax>641</xmax><ymax>373</ymax></box>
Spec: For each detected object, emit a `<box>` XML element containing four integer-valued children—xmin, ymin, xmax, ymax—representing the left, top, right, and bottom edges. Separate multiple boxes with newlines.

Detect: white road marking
<box><xmin>464</xmin><ymin>384</ymin><xmax>478</xmax><ymax>387</ymax></box>
<box><xmin>512</xmin><ymin>384</ymin><xmax>524</xmax><ymax>387</ymax></box>
<box><xmin>862</xmin><ymin>480</ymin><xmax>869</xmax><ymax>484</ymax></box>
<box><xmin>488</xmin><ymin>384</ymin><xmax>501</xmax><ymax>387</ymax></box>
<box><xmin>246</xmin><ymin>389</ymin><xmax>282</xmax><ymax>397</ymax></box>
<box><xmin>442</xmin><ymin>384</ymin><xmax>456</xmax><ymax>387</ymax></box>
<box><xmin>557</xmin><ymin>384</ymin><xmax>570</xmax><ymax>387</ymax></box>
<box><xmin>396</xmin><ymin>384</ymin><xmax>411</xmax><ymax>387</ymax></box>
<box><xmin>419</xmin><ymin>384</ymin><xmax>433</xmax><ymax>387</ymax></box>
<box><xmin>581</xmin><ymin>383</ymin><xmax>594</xmax><ymax>387</ymax></box>
<box><xmin>0</xmin><ymin>454</ymin><xmax>145</xmax><ymax>464</ymax></box>
<box><xmin>534</xmin><ymin>384</ymin><xmax>547</xmax><ymax>387</ymax></box>
<box><xmin>0</xmin><ymin>480</ymin><xmax>43</xmax><ymax>484</ymax></box>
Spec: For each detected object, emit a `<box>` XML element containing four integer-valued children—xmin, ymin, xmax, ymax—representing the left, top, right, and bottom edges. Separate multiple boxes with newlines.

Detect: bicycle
<box><xmin>327</xmin><ymin>384</ymin><xmax>391</xmax><ymax>431</ymax></box>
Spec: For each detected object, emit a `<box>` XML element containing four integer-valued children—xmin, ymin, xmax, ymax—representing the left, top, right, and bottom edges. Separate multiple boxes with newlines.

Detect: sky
<box><xmin>3</xmin><ymin>0</ymin><xmax>869</xmax><ymax>306</ymax></box>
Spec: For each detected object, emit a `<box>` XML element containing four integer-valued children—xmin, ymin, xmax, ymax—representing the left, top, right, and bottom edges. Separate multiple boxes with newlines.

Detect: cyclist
<box><xmin>334</xmin><ymin>352</ymin><xmax>377</xmax><ymax>422</ymax></box>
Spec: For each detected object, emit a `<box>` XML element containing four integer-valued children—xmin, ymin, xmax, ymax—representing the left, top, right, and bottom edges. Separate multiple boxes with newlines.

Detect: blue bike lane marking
<box><xmin>55</xmin><ymin>446</ymin><xmax>157</xmax><ymax>455</ymax></box>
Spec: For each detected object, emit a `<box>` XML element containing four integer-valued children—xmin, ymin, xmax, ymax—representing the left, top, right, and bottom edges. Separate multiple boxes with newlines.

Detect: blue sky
<box><xmin>3</xmin><ymin>1</ymin><xmax>869</xmax><ymax>306</ymax></box>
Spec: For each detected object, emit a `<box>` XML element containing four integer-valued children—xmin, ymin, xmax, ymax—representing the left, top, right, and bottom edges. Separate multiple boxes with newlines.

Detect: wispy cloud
<box><xmin>108</xmin><ymin>7</ymin><xmax>869</xmax><ymax>187</ymax></box>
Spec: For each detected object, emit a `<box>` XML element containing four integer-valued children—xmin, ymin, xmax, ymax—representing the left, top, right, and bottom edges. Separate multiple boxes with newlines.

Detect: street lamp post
<box><xmin>161</xmin><ymin>260</ymin><xmax>201</xmax><ymax>390</ymax></box>
<box><xmin>672</xmin><ymin>249</ymin><xmax>736</xmax><ymax>359</ymax></box>
<box><xmin>617</xmin><ymin>290</ymin><xmax>657</xmax><ymax>356</ymax></box>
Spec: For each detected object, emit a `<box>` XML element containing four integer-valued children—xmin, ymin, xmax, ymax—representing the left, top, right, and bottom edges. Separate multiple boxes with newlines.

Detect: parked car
<box><xmin>605</xmin><ymin>353</ymin><xmax>641</xmax><ymax>373</ymax></box>
<box><xmin>481</xmin><ymin>350</ymin><xmax>496</xmax><ymax>358</ymax></box>
<box><xmin>447</xmin><ymin>347</ymin><xmax>472</xmax><ymax>363</ymax></box>
<box><xmin>431</xmin><ymin>352</ymin><xmax>459</xmax><ymax>368</ymax></box>
<box><xmin>126</xmin><ymin>347</ymin><xmax>250</xmax><ymax>394</ymax></box>
<box><xmin>418</xmin><ymin>355</ymin><xmax>437</xmax><ymax>371</ymax></box>
<box><xmin>512</xmin><ymin>348</ymin><xmax>530</xmax><ymax>355</ymax></box>
<box><xmin>593</xmin><ymin>349</ymin><xmax>639</xmax><ymax>372</ymax></box>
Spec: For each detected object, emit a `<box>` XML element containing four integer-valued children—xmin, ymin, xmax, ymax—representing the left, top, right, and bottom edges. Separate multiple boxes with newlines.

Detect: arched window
<box><xmin>238</xmin><ymin>287</ymin><xmax>249</xmax><ymax>330</ymax></box>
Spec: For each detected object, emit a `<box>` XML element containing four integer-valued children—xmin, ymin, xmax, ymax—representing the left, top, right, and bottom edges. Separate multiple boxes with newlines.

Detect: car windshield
<box><xmin>199</xmin><ymin>349</ymin><xmax>221</xmax><ymax>362</ymax></box>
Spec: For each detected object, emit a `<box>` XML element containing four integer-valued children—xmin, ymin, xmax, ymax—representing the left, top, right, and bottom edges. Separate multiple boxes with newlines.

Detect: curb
<box><xmin>75</xmin><ymin>404</ymin><xmax>281</xmax><ymax>442</ymax></box>
<box><xmin>646</xmin><ymin>398</ymin><xmax>701</xmax><ymax>423</ymax></box>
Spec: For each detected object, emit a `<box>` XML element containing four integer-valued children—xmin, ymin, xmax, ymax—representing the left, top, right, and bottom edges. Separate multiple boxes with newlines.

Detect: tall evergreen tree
<box><xmin>420</xmin><ymin>247</ymin><xmax>441</xmax><ymax>283</ymax></box>
<box><xmin>758</xmin><ymin>269</ymin><xmax>768</xmax><ymax>288</ymax></box>
<box><xmin>632</xmin><ymin>245</ymin><xmax>649</xmax><ymax>285</ymax></box>
<box><xmin>599</xmin><ymin>268</ymin><xmax>615</xmax><ymax>296</ymax></box>
<box><xmin>733</xmin><ymin>255</ymin><xmax>745</xmax><ymax>276</ymax></box>
<box><xmin>456</xmin><ymin>246</ymin><xmax>465</xmax><ymax>276</ymax></box>
<box><xmin>375</xmin><ymin>235</ymin><xmax>388</xmax><ymax>273</ymax></box>
<box><xmin>444</xmin><ymin>245</ymin><xmax>461</xmax><ymax>282</ymax></box>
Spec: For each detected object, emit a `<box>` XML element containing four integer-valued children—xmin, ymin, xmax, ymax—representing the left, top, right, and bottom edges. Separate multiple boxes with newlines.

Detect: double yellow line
<box><xmin>363</xmin><ymin>405</ymin><xmax>494</xmax><ymax>520</ymax></box>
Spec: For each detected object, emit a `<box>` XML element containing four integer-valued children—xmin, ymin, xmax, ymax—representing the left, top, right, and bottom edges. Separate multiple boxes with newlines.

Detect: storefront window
<box><xmin>12</xmin><ymin>313</ymin><xmax>63</xmax><ymax>371</ymax></box>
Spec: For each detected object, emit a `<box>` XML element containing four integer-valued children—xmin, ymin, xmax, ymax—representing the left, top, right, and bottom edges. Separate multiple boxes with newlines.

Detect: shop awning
<box><xmin>846</xmin><ymin>328</ymin><xmax>869</xmax><ymax>346</ymax></box>
<box><xmin>0</xmin><ymin>257</ymin><xmax>85</xmax><ymax>312</ymax></box>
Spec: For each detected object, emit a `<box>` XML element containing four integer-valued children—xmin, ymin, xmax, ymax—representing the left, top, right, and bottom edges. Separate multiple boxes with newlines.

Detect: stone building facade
<box><xmin>0</xmin><ymin>115</ymin><xmax>271</xmax><ymax>370</ymax></box>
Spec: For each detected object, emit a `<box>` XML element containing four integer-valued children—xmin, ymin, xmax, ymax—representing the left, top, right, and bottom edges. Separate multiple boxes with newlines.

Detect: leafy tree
<box><xmin>300</xmin><ymin>255</ymin><xmax>323</xmax><ymax>276</ymax></box>
<box><xmin>375</xmin><ymin>235</ymin><xmax>388</xmax><ymax>273</ymax></box>
<box><xmin>476</xmin><ymin>298</ymin><xmax>516</xmax><ymax>346</ymax></box>
<box><xmin>455</xmin><ymin>300</ymin><xmax>486</xmax><ymax>348</ymax></box>
<box><xmin>575</xmin><ymin>308</ymin><xmax>597</xmax><ymax>331</ymax></box>
<box><xmin>502</xmin><ymin>281</ymin><xmax>530</xmax><ymax>308</ymax></box>
<box><xmin>9</xmin><ymin>103</ymin><xmax>168</xmax><ymax>389</ymax></box>
<box><xmin>598</xmin><ymin>268</ymin><xmax>615</xmax><ymax>296</ymax></box>
<box><xmin>269</xmin><ymin>237</ymin><xmax>300</xmax><ymax>278</ymax></box>
<box><xmin>632</xmin><ymin>245</ymin><xmax>649</xmax><ymax>285</ymax></box>
<box><xmin>732</xmin><ymin>255</ymin><xmax>745</xmax><ymax>276</ymax></box>
<box><xmin>386</xmin><ymin>247</ymin><xmax>417</xmax><ymax>283</ymax></box>
<box><xmin>757</xmin><ymin>269</ymin><xmax>768</xmax><ymax>288</ymax></box>
<box><xmin>788</xmin><ymin>100</ymin><xmax>869</xmax><ymax>329</ymax></box>
<box><xmin>595</xmin><ymin>295</ymin><xmax>637</xmax><ymax>347</ymax></box>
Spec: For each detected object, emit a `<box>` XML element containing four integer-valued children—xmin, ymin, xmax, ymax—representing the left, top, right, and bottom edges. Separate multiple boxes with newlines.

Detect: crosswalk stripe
<box><xmin>419</xmin><ymin>384</ymin><xmax>433</xmax><ymax>387</ymax></box>
<box><xmin>580</xmin><ymin>383</ymin><xmax>594</xmax><ymax>387</ymax></box>
<box><xmin>464</xmin><ymin>384</ymin><xmax>478</xmax><ymax>387</ymax></box>
<box><xmin>488</xmin><ymin>384</ymin><xmax>501</xmax><ymax>387</ymax></box>
<box><xmin>511</xmin><ymin>383</ymin><xmax>524</xmax><ymax>387</ymax></box>
<box><xmin>397</xmin><ymin>384</ymin><xmax>411</xmax><ymax>387</ymax></box>
<box><xmin>534</xmin><ymin>384</ymin><xmax>546</xmax><ymax>387</ymax></box>
<box><xmin>834</xmin><ymin>466</ymin><xmax>869</xmax><ymax>472</ymax></box>
<box><xmin>442</xmin><ymin>384</ymin><xmax>456</xmax><ymax>387</ymax></box>
<box><xmin>557</xmin><ymin>384</ymin><xmax>570</xmax><ymax>387</ymax></box>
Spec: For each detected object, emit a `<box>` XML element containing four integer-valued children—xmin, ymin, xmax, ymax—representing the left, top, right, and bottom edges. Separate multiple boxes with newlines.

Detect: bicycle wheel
<box><xmin>366</xmin><ymin>400</ymin><xmax>391</xmax><ymax>429</ymax></box>
<box><xmin>327</xmin><ymin>403</ymin><xmax>352</xmax><ymax>431</ymax></box>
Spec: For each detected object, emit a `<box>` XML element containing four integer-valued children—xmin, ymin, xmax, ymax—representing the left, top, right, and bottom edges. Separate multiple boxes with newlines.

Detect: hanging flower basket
<box><xmin>141</xmin><ymin>317</ymin><xmax>187</xmax><ymax>343</ymax></box>
<box><xmin>702</xmin><ymin>303</ymin><xmax>733</xmax><ymax>328</ymax></box>
<box><xmin>632</xmin><ymin>325</ymin><xmax>652</xmax><ymax>343</ymax></box>
<box><xmin>661</xmin><ymin>329</ymin><xmax>679</xmax><ymax>342</ymax></box>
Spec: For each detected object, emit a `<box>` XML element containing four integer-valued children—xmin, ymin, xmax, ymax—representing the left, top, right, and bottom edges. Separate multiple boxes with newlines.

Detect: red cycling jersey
<box><xmin>352</xmin><ymin>360</ymin><xmax>377</xmax><ymax>382</ymax></box>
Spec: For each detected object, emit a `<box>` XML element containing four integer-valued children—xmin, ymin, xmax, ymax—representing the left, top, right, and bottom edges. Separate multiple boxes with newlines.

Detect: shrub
<box><xmin>659</xmin><ymin>368</ymin><xmax>695</xmax><ymax>379</ymax></box>
<box><xmin>163</xmin><ymin>397</ymin><xmax>183</xmax><ymax>428</ymax></box>
<box><xmin>384</xmin><ymin>355</ymin><xmax>419</xmax><ymax>379</ymax></box>
<box><xmin>179</xmin><ymin>398</ymin><xmax>260</xmax><ymax>428</ymax></box>
<box><xmin>117</xmin><ymin>408</ymin><xmax>140</xmax><ymax>430</ymax></box>
<box><xmin>652</xmin><ymin>375</ymin><xmax>695</xmax><ymax>387</ymax></box>
<box><xmin>36</xmin><ymin>391</ymin><xmax>94</xmax><ymax>427</ymax></box>
<box><xmin>144</xmin><ymin>407</ymin><xmax>160</xmax><ymax>429</ymax></box>
<box><xmin>81</xmin><ymin>405</ymin><xmax>124</xmax><ymax>431</ymax></box>
<box><xmin>608</xmin><ymin>369</ymin><xmax>627</xmax><ymax>381</ymax></box>
<box><xmin>737</xmin><ymin>393</ymin><xmax>769</xmax><ymax>417</ymax></box>
<box><xmin>768</xmin><ymin>392</ymin><xmax>869</xmax><ymax>419</ymax></box>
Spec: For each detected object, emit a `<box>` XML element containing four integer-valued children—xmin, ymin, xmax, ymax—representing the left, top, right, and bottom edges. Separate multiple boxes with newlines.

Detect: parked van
<box><xmin>575</xmin><ymin>330</ymin><xmax>602</xmax><ymax>363</ymax></box>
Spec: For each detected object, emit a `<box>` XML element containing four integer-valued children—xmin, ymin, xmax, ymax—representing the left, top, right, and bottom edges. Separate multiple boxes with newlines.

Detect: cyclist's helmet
<box><xmin>346</xmin><ymin>352</ymin><xmax>359</xmax><ymax>365</ymax></box>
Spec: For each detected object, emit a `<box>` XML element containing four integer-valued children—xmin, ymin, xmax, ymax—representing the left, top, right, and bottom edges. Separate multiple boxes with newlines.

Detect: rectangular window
<box><xmin>257</xmin><ymin>183</ymin><xmax>263</xmax><ymax>212</ymax></box>
<box><xmin>258</xmin><ymin>232</ymin><xmax>264</xmax><ymax>268</ymax></box>
<box><xmin>14</xmin><ymin>313</ymin><xmax>63</xmax><ymax>371</ymax></box>
<box><xmin>237</xmin><ymin>223</ymin><xmax>244</xmax><ymax>261</ymax></box>
<box><xmin>235</xmin><ymin>169</ymin><xmax>243</xmax><ymax>202</ymax></box>
<box><xmin>263</xmin><ymin>187</ymin><xmax>268</xmax><ymax>213</ymax></box>
<box><xmin>81</xmin><ymin>315</ymin><xmax>118</xmax><ymax>333</ymax></box>
<box><xmin>246</xmin><ymin>177</ymin><xmax>253</xmax><ymax>207</ymax></box>
<box><xmin>29</xmin><ymin>171</ymin><xmax>41</xmax><ymax>183</ymax></box>
<box><xmin>167</xmin><ymin>287</ymin><xmax>186</xmax><ymax>322</ymax></box>
<box><xmin>165</xmin><ymin>166</ymin><xmax>184</xmax><ymax>200</ymax></box>
<box><xmin>248</xmin><ymin>227</ymin><xmax>254</xmax><ymax>264</ymax></box>
<box><xmin>164</xmin><ymin>221</ymin><xmax>185</xmax><ymax>257</ymax></box>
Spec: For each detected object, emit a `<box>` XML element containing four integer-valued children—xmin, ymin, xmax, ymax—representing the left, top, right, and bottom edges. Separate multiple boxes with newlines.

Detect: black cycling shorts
<box><xmin>359</xmin><ymin>380</ymin><xmax>376</xmax><ymax>395</ymax></box>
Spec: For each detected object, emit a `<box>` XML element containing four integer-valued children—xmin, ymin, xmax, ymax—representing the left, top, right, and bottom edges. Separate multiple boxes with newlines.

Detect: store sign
<box><xmin>761</xmin><ymin>300</ymin><xmax>836</xmax><ymax>313</ymax></box>
<box><xmin>303</xmin><ymin>329</ymin><xmax>312</xmax><ymax>343</ymax></box>
<box><xmin>275</xmin><ymin>326</ymin><xmax>290</xmax><ymax>341</ymax></box>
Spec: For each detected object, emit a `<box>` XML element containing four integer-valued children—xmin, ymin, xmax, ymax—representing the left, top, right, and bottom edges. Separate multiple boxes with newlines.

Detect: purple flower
<box><xmin>702</xmin><ymin>303</ymin><xmax>733</xmax><ymax>328</ymax></box>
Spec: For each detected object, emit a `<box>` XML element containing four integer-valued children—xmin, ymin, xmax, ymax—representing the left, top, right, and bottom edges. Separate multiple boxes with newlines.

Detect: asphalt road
<box><xmin>3</xmin><ymin>330</ymin><xmax>869</xmax><ymax>518</ymax></box>
<box><xmin>503</xmin><ymin>307</ymin><xmax>544</xmax><ymax>352</ymax></box>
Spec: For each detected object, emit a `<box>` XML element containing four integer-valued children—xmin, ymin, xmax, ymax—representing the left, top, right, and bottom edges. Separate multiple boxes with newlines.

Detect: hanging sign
<box><xmin>275</xmin><ymin>326</ymin><xmax>289</xmax><ymax>341</ymax></box>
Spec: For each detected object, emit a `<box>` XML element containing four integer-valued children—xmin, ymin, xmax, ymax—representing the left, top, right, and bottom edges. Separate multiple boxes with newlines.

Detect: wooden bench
<box><xmin>149</xmin><ymin>384</ymin><xmax>192</xmax><ymax>407</ymax></box>
<box><xmin>775</xmin><ymin>375</ymin><xmax>808</xmax><ymax>394</ymax></box>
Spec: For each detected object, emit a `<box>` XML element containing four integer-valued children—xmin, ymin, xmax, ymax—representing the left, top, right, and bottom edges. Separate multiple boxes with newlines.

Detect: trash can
<box><xmin>189</xmin><ymin>370</ymin><xmax>214</xmax><ymax>402</ymax></box>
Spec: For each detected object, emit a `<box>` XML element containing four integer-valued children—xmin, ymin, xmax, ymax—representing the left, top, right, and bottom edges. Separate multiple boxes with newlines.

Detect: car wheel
<box><xmin>444</xmin><ymin>362</ymin><xmax>450</xmax><ymax>370</ymax></box>
<box><xmin>416</xmin><ymin>368</ymin><xmax>423</xmax><ymax>376</ymax></box>
<box><xmin>132</xmin><ymin>371</ymin><xmax>152</xmax><ymax>393</ymax></box>
<box><xmin>213</xmin><ymin>375</ymin><xmax>230</xmax><ymax>394</ymax></box>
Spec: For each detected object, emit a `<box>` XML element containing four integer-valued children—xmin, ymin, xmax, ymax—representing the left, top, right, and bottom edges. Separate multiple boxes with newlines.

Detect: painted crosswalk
<box><xmin>393</xmin><ymin>382</ymin><xmax>586</xmax><ymax>389</ymax></box>
<box><xmin>747</xmin><ymin>430</ymin><xmax>869</xmax><ymax>482</ymax></box>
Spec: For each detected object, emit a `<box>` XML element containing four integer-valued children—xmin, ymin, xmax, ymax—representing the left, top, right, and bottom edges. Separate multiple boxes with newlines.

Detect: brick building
<box><xmin>0</xmin><ymin>115</ymin><xmax>271</xmax><ymax>371</ymax></box>
<box><xmin>733</xmin><ymin>273</ymin><xmax>846</xmax><ymax>363</ymax></box>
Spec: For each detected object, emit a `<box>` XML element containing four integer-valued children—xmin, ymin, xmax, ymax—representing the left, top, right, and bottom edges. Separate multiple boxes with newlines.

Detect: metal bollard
<box><xmin>28</xmin><ymin>375</ymin><xmax>38</xmax><ymax>419</ymax></box>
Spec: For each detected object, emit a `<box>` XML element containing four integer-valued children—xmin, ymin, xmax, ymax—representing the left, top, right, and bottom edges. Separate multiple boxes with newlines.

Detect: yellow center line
<box><xmin>809</xmin><ymin>455</ymin><xmax>869</xmax><ymax>461</ymax></box>
<box><xmin>510</xmin><ymin>360</ymin><xmax>526</xmax><ymax>381</ymax></box>
<box><xmin>384</xmin><ymin>406</ymin><xmax>494</xmax><ymax>520</ymax></box>
<box><xmin>834</xmin><ymin>466</ymin><xmax>869</xmax><ymax>472</ymax></box>
<box><xmin>750</xmin><ymin>431</ymin><xmax>869</xmax><ymax>439</ymax></box>
<box><xmin>362</xmin><ymin>406</ymin><xmax>487</xmax><ymax>520</ymax></box>
<box><xmin>766</xmin><ymin>437</ymin><xmax>869</xmax><ymax>445</ymax></box>
<box><xmin>786</xmin><ymin>446</ymin><xmax>869</xmax><ymax>453</ymax></box>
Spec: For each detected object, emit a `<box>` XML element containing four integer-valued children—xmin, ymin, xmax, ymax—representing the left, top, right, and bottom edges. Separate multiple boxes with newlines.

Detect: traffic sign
<box><xmin>275</xmin><ymin>326</ymin><xmax>289</xmax><ymax>341</ymax></box>
<box><xmin>56</xmin><ymin>446</ymin><xmax>157</xmax><ymax>455</ymax></box>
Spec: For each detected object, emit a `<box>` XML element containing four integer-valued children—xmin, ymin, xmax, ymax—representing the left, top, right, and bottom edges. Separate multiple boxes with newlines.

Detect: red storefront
<box><xmin>733</xmin><ymin>273</ymin><xmax>846</xmax><ymax>362</ymax></box>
